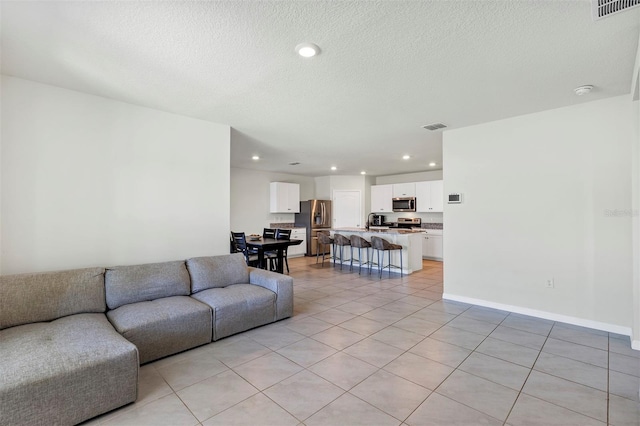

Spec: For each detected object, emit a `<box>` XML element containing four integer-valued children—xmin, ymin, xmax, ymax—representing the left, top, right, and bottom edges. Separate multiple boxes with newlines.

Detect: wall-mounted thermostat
<box><xmin>448</xmin><ymin>193</ymin><xmax>463</xmax><ymax>204</ymax></box>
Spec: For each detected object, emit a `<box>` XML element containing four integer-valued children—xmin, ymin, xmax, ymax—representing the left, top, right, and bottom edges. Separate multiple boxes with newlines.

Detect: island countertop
<box><xmin>329</xmin><ymin>228</ymin><xmax>423</xmax><ymax>274</ymax></box>
<box><xmin>331</xmin><ymin>227</ymin><xmax>424</xmax><ymax>234</ymax></box>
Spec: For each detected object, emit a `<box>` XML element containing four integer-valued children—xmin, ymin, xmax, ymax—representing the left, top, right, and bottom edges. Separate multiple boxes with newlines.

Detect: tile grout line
<box><xmin>500</xmin><ymin>318</ymin><xmax>555</xmax><ymax>425</ymax></box>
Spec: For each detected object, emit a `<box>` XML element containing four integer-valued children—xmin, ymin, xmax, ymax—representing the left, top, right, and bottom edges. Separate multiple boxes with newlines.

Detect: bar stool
<box><xmin>316</xmin><ymin>231</ymin><xmax>334</xmax><ymax>267</ymax></box>
<box><xmin>370</xmin><ymin>236</ymin><xmax>403</xmax><ymax>278</ymax></box>
<box><xmin>349</xmin><ymin>235</ymin><xmax>371</xmax><ymax>275</ymax></box>
<box><xmin>332</xmin><ymin>234</ymin><xmax>351</xmax><ymax>270</ymax></box>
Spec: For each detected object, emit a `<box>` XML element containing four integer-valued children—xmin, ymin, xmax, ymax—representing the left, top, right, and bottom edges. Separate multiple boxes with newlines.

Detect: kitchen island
<box><xmin>330</xmin><ymin>228</ymin><xmax>423</xmax><ymax>274</ymax></box>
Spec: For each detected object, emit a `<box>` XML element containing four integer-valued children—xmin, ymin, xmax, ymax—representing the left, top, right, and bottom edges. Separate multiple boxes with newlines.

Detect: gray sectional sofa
<box><xmin>0</xmin><ymin>253</ymin><xmax>293</xmax><ymax>426</ymax></box>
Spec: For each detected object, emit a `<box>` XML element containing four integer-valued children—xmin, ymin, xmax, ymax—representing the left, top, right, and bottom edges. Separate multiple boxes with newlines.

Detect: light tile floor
<box><xmin>86</xmin><ymin>256</ymin><xmax>640</xmax><ymax>426</ymax></box>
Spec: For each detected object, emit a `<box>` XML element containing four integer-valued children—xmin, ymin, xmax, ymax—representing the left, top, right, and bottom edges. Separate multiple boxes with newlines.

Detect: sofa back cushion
<box><xmin>187</xmin><ymin>253</ymin><xmax>249</xmax><ymax>293</ymax></box>
<box><xmin>0</xmin><ymin>267</ymin><xmax>106</xmax><ymax>330</ymax></box>
<box><xmin>105</xmin><ymin>261</ymin><xmax>190</xmax><ymax>310</ymax></box>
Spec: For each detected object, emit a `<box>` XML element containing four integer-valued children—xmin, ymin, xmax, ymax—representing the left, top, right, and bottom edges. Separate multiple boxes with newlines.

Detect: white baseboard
<box><xmin>443</xmin><ymin>293</ymin><xmax>634</xmax><ymax>339</ymax></box>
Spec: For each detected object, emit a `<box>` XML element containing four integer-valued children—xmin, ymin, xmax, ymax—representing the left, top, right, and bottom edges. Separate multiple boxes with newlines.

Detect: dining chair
<box><xmin>275</xmin><ymin>228</ymin><xmax>292</xmax><ymax>274</ymax></box>
<box><xmin>230</xmin><ymin>232</ymin><xmax>260</xmax><ymax>267</ymax></box>
<box><xmin>262</xmin><ymin>228</ymin><xmax>278</xmax><ymax>270</ymax></box>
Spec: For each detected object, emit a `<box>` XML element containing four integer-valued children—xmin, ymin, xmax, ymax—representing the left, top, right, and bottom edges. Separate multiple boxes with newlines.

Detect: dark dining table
<box><xmin>246</xmin><ymin>238</ymin><xmax>302</xmax><ymax>274</ymax></box>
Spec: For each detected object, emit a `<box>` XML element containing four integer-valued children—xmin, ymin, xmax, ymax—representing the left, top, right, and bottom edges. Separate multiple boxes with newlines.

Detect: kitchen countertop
<box><xmin>332</xmin><ymin>227</ymin><xmax>425</xmax><ymax>234</ymax></box>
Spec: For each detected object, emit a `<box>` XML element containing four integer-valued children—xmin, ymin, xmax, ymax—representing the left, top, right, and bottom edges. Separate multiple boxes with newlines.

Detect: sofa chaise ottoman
<box><xmin>0</xmin><ymin>268</ymin><xmax>139</xmax><ymax>426</ymax></box>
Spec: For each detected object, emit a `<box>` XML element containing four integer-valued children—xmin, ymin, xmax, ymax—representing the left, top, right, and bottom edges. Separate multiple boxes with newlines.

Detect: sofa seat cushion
<box><xmin>191</xmin><ymin>284</ymin><xmax>276</xmax><ymax>340</ymax></box>
<box><xmin>107</xmin><ymin>296</ymin><xmax>212</xmax><ymax>364</ymax></box>
<box><xmin>0</xmin><ymin>313</ymin><xmax>138</xmax><ymax>426</ymax></box>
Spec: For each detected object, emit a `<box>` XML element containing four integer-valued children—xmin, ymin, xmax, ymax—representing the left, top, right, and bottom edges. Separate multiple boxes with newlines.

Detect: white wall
<box><xmin>443</xmin><ymin>96</ymin><xmax>635</xmax><ymax>333</ymax></box>
<box><xmin>634</xmin><ymin>96</ymin><xmax>640</xmax><ymax>347</ymax></box>
<box><xmin>1</xmin><ymin>76</ymin><xmax>231</xmax><ymax>274</ymax></box>
<box><xmin>230</xmin><ymin>168</ymin><xmax>315</xmax><ymax>235</ymax></box>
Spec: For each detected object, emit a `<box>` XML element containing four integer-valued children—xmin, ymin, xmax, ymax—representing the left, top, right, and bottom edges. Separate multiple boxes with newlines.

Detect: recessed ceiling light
<box><xmin>252</xmin><ymin>155</ymin><xmax>260</xmax><ymax>160</ymax></box>
<box><xmin>360</xmin><ymin>171</ymin><xmax>366</xmax><ymax>175</ymax></box>
<box><xmin>295</xmin><ymin>42</ymin><xmax>320</xmax><ymax>58</ymax></box>
<box><xmin>429</xmin><ymin>162</ymin><xmax>436</xmax><ymax>167</ymax></box>
<box><xmin>574</xmin><ymin>85</ymin><xmax>593</xmax><ymax>96</ymax></box>
<box><xmin>402</xmin><ymin>155</ymin><xmax>411</xmax><ymax>160</ymax></box>
<box><xmin>331</xmin><ymin>166</ymin><xmax>337</xmax><ymax>171</ymax></box>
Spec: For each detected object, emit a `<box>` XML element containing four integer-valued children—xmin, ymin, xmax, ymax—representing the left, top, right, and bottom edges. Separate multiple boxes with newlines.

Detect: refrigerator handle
<box><xmin>321</xmin><ymin>203</ymin><xmax>325</xmax><ymax>225</ymax></box>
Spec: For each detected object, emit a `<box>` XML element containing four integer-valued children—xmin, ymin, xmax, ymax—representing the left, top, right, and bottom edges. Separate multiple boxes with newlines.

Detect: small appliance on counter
<box><xmin>371</xmin><ymin>214</ymin><xmax>385</xmax><ymax>226</ymax></box>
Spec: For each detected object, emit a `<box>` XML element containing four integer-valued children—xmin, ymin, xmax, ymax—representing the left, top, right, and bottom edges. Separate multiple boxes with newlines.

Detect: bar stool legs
<box><xmin>370</xmin><ymin>236</ymin><xmax>403</xmax><ymax>278</ymax></box>
<box><xmin>332</xmin><ymin>234</ymin><xmax>351</xmax><ymax>270</ymax></box>
<box><xmin>316</xmin><ymin>231</ymin><xmax>334</xmax><ymax>267</ymax></box>
<box><xmin>349</xmin><ymin>235</ymin><xmax>371</xmax><ymax>275</ymax></box>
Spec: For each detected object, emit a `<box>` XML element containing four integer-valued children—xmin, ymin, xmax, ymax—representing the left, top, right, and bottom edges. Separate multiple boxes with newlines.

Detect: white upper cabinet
<box><xmin>270</xmin><ymin>182</ymin><xmax>300</xmax><ymax>213</ymax></box>
<box><xmin>392</xmin><ymin>182</ymin><xmax>416</xmax><ymax>198</ymax></box>
<box><xmin>415</xmin><ymin>180</ymin><xmax>444</xmax><ymax>212</ymax></box>
<box><xmin>370</xmin><ymin>184</ymin><xmax>393</xmax><ymax>212</ymax></box>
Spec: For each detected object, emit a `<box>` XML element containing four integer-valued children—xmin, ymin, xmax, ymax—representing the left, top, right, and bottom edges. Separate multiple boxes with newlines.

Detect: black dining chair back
<box><xmin>275</xmin><ymin>228</ymin><xmax>291</xmax><ymax>240</ymax></box>
<box><xmin>275</xmin><ymin>228</ymin><xmax>292</xmax><ymax>273</ymax></box>
<box><xmin>230</xmin><ymin>232</ymin><xmax>260</xmax><ymax>267</ymax></box>
<box><xmin>263</xmin><ymin>228</ymin><xmax>276</xmax><ymax>239</ymax></box>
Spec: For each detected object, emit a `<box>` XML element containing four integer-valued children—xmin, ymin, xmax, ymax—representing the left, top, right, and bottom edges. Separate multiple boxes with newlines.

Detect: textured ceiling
<box><xmin>2</xmin><ymin>1</ymin><xmax>639</xmax><ymax>177</ymax></box>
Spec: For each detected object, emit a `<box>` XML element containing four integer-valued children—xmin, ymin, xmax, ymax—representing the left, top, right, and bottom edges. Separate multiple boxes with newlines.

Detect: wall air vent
<box><xmin>422</xmin><ymin>123</ymin><xmax>447</xmax><ymax>131</ymax></box>
<box><xmin>592</xmin><ymin>0</ymin><xmax>640</xmax><ymax>20</ymax></box>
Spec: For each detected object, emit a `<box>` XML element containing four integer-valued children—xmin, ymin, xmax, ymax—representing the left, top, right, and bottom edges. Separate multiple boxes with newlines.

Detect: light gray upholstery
<box><xmin>191</xmin><ymin>284</ymin><xmax>276</xmax><ymax>340</ymax></box>
<box><xmin>0</xmin><ymin>267</ymin><xmax>105</xmax><ymax>330</ymax></box>
<box><xmin>105</xmin><ymin>261</ymin><xmax>191</xmax><ymax>310</ymax></box>
<box><xmin>0</xmin><ymin>313</ymin><xmax>138</xmax><ymax>426</ymax></box>
<box><xmin>107</xmin><ymin>295</ymin><xmax>212</xmax><ymax>364</ymax></box>
<box><xmin>248</xmin><ymin>267</ymin><xmax>294</xmax><ymax>320</ymax></box>
<box><xmin>0</xmin><ymin>252</ymin><xmax>293</xmax><ymax>425</ymax></box>
<box><xmin>187</xmin><ymin>253</ymin><xmax>249</xmax><ymax>292</ymax></box>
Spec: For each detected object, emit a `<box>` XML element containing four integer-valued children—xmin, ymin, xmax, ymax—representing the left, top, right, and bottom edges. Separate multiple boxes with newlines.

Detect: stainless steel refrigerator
<box><xmin>295</xmin><ymin>200</ymin><xmax>332</xmax><ymax>256</ymax></box>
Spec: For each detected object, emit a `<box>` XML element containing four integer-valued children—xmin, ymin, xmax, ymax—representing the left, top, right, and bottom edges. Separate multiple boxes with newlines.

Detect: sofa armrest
<box><xmin>248</xmin><ymin>268</ymin><xmax>293</xmax><ymax>320</ymax></box>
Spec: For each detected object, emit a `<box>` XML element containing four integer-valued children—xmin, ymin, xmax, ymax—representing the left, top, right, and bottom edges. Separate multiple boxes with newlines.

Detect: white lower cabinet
<box><xmin>288</xmin><ymin>228</ymin><xmax>306</xmax><ymax>257</ymax></box>
<box><xmin>421</xmin><ymin>230</ymin><xmax>443</xmax><ymax>260</ymax></box>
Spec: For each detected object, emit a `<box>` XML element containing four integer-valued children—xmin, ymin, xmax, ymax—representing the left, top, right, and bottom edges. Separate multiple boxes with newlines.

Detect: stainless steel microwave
<box><xmin>392</xmin><ymin>197</ymin><xmax>416</xmax><ymax>212</ymax></box>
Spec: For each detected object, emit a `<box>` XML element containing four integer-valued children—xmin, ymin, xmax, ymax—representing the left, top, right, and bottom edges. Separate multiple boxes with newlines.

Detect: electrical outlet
<box><xmin>546</xmin><ymin>279</ymin><xmax>554</xmax><ymax>288</ymax></box>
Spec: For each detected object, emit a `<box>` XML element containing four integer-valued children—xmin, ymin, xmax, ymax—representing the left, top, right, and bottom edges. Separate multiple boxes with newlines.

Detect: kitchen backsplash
<box><xmin>422</xmin><ymin>223</ymin><xmax>443</xmax><ymax>230</ymax></box>
<box><xmin>270</xmin><ymin>222</ymin><xmax>296</xmax><ymax>228</ymax></box>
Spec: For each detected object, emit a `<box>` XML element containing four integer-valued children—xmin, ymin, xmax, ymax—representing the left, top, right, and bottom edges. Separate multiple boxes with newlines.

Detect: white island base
<box><xmin>329</xmin><ymin>228</ymin><xmax>423</xmax><ymax>275</ymax></box>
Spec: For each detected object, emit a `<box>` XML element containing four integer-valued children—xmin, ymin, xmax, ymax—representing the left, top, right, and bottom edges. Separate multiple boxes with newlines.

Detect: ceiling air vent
<box><xmin>592</xmin><ymin>0</ymin><xmax>640</xmax><ymax>20</ymax></box>
<box><xmin>422</xmin><ymin>123</ymin><xmax>447</xmax><ymax>131</ymax></box>
<box><xmin>288</xmin><ymin>162</ymin><xmax>301</xmax><ymax>166</ymax></box>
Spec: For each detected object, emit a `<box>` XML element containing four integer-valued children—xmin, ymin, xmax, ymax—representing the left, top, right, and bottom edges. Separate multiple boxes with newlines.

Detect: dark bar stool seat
<box><xmin>349</xmin><ymin>235</ymin><xmax>371</xmax><ymax>274</ymax></box>
<box><xmin>332</xmin><ymin>233</ymin><xmax>351</xmax><ymax>270</ymax></box>
<box><xmin>370</xmin><ymin>236</ymin><xmax>403</xmax><ymax>278</ymax></box>
<box><xmin>316</xmin><ymin>231</ymin><xmax>334</xmax><ymax>267</ymax></box>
